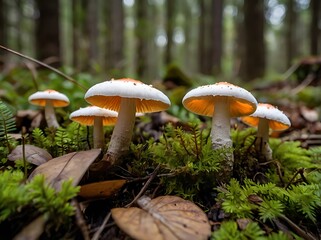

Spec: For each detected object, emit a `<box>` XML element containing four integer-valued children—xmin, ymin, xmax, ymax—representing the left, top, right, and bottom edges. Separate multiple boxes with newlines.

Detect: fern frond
<box><xmin>0</xmin><ymin>100</ymin><xmax>16</xmax><ymax>152</ymax></box>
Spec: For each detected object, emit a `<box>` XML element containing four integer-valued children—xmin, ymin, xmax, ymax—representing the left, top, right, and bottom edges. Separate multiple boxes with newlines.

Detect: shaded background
<box><xmin>0</xmin><ymin>0</ymin><xmax>320</xmax><ymax>83</ymax></box>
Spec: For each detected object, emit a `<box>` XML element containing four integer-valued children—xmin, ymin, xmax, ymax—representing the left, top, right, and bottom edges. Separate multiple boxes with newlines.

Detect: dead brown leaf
<box><xmin>28</xmin><ymin>149</ymin><xmax>101</xmax><ymax>191</ymax></box>
<box><xmin>8</xmin><ymin>144</ymin><xmax>52</xmax><ymax>165</ymax></box>
<box><xmin>111</xmin><ymin>195</ymin><xmax>211</xmax><ymax>240</ymax></box>
<box><xmin>79</xmin><ymin>179</ymin><xmax>126</xmax><ymax>199</ymax></box>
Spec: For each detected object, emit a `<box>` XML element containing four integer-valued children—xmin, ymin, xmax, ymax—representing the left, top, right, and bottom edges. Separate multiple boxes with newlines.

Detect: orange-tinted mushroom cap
<box><xmin>84</xmin><ymin>78</ymin><xmax>171</xmax><ymax>113</ymax></box>
<box><xmin>241</xmin><ymin>103</ymin><xmax>291</xmax><ymax>131</ymax></box>
<box><xmin>70</xmin><ymin>106</ymin><xmax>118</xmax><ymax>126</ymax></box>
<box><xmin>182</xmin><ymin>82</ymin><xmax>257</xmax><ymax>117</ymax></box>
<box><xmin>28</xmin><ymin>89</ymin><xmax>70</xmax><ymax>107</ymax></box>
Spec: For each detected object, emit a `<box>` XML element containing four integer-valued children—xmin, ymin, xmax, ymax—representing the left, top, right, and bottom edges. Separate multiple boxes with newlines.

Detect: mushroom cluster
<box><xmin>28</xmin><ymin>79</ymin><xmax>291</xmax><ymax>183</ymax></box>
<box><xmin>84</xmin><ymin>78</ymin><xmax>171</xmax><ymax>165</ymax></box>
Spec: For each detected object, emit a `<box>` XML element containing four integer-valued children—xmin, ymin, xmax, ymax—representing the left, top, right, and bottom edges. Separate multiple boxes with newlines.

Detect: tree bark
<box><xmin>243</xmin><ymin>0</ymin><xmax>265</xmax><ymax>81</ymax></box>
<box><xmin>135</xmin><ymin>0</ymin><xmax>149</xmax><ymax>80</ymax></box>
<box><xmin>310</xmin><ymin>0</ymin><xmax>321</xmax><ymax>55</ymax></box>
<box><xmin>85</xmin><ymin>0</ymin><xmax>99</xmax><ymax>71</ymax></box>
<box><xmin>35</xmin><ymin>0</ymin><xmax>60</xmax><ymax>65</ymax></box>
<box><xmin>106</xmin><ymin>0</ymin><xmax>124</xmax><ymax>77</ymax></box>
<box><xmin>210</xmin><ymin>0</ymin><xmax>223</xmax><ymax>75</ymax></box>
<box><xmin>165</xmin><ymin>0</ymin><xmax>175</xmax><ymax>65</ymax></box>
<box><xmin>285</xmin><ymin>0</ymin><xmax>297</xmax><ymax>68</ymax></box>
<box><xmin>198</xmin><ymin>0</ymin><xmax>206</xmax><ymax>74</ymax></box>
<box><xmin>0</xmin><ymin>0</ymin><xmax>7</xmax><ymax>69</ymax></box>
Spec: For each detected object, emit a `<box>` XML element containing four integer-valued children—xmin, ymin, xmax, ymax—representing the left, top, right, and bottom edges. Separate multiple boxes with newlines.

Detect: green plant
<box><xmin>0</xmin><ymin>170</ymin><xmax>79</xmax><ymax>226</ymax></box>
<box><xmin>31</xmin><ymin>122</ymin><xmax>89</xmax><ymax>157</ymax></box>
<box><xmin>216</xmin><ymin>178</ymin><xmax>321</xmax><ymax>235</ymax></box>
<box><xmin>211</xmin><ymin>221</ymin><xmax>289</xmax><ymax>240</ymax></box>
<box><xmin>130</xmin><ymin>123</ymin><xmax>227</xmax><ymax>199</ymax></box>
<box><xmin>0</xmin><ymin>100</ymin><xmax>16</xmax><ymax>152</ymax></box>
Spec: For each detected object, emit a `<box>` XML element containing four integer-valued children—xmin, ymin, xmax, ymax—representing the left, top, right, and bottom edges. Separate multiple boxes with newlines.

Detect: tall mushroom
<box><xmin>182</xmin><ymin>82</ymin><xmax>257</xmax><ymax>181</ymax></box>
<box><xmin>85</xmin><ymin>78</ymin><xmax>171</xmax><ymax>166</ymax></box>
<box><xmin>70</xmin><ymin>106</ymin><xmax>118</xmax><ymax>149</ymax></box>
<box><xmin>241</xmin><ymin>103</ymin><xmax>291</xmax><ymax>161</ymax></box>
<box><xmin>28</xmin><ymin>89</ymin><xmax>70</xmax><ymax>128</ymax></box>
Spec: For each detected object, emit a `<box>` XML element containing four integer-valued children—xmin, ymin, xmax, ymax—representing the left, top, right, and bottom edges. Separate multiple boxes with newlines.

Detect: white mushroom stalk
<box><xmin>241</xmin><ymin>103</ymin><xmax>291</xmax><ymax>162</ymax></box>
<box><xmin>28</xmin><ymin>89</ymin><xmax>70</xmax><ymax>129</ymax></box>
<box><xmin>85</xmin><ymin>78</ymin><xmax>171</xmax><ymax>168</ymax></box>
<box><xmin>45</xmin><ymin>100</ymin><xmax>60</xmax><ymax>128</ymax></box>
<box><xmin>107</xmin><ymin>98</ymin><xmax>136</xmax><ymax>161</ymax></box>
<box><xmin>211</xmin><ymin>97</ymin><xmax>232</xmax><ymax>149</ymax></box>
<box><xmin>93</xmin><ymin>116</ymin><xmax>104</xmax><ymax>149</ymax></box>
<box><xmin>69</xmin><ymin>106</ymin><xmax>118</xmax><ymax>149</ymax></box>
<box><xmin>182</xmin><ymin>82</ymin><xmax>257</xmax><ymax>182</ymax></box>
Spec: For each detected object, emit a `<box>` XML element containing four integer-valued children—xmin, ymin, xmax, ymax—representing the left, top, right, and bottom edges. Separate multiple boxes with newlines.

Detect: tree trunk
<box><xmin>135</xmin><ymin>0</ymin><xmax>149</xmax><ymax>80</ymax></box>
<box><xmin>165</xmin><ymin>0</ymin><xmax>175</xmax><ymax>65</ymax></box>
<box><xmin>106</xmin><ymin>0</ymin><xmax>124</xmax><ymax>77</ymax></box>
<box><xmin>72</xmin><ymin>0</ymin><xmax>79</xmax><ymax>69</ymax></box>
<box><xmin>85</xmin><ymin>0</ymin><xmax>99</xmax><ymax>71</ymax></box>
<box><xmin>0</xmin><ymin>0</ymin><xmax>7</xmax><ymax>69</ymax></box>
<box><xmin>210</xmin><ymin>0</ymin><xmax>223</xmax><ymax>75</ymax></box>
<box><xmin>35</xmin><ymin>0</ymin><xmax>60</xmax><ymax>65</ymax></box>
<box><xmin>310</xmin><ymin>0</ymin><xmax>321</xmax><ymax>55</ymax></box>
<box><xmin>243</xmin><ymin>0</ymin><xmax>265</xmax><ymax>81</ymax></box>
<box><xmin>198</xmin><ymin>0</ymin><xmax>206</xmax><ymax>74</ymax></box>
<box><xmin>285</xmin><ymin>0</ymin><xmax>297</xmax><ymax>68</ymax></box>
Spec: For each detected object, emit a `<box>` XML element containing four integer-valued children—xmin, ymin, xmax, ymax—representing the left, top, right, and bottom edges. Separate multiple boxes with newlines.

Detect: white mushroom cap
<box><xmin>70</xmin><ymin>106</ymin><xmax>118</xmax><ymax>126</ymax></box>
<box><xmin>28</xmin><ymin>89</ymin><xmax>70</xmax><ymax>107</ymax></box>
<box><xmin>85</xmin><ymin>78</ymin><xmax>171</xmax><ymax>113</ymax></box>
<box><xmin>241</xmin><ymin>103</ymin><xmax>291</xmax><ymax>131</ymax></box>
<box><xmin>182</xmin><ymin>82</ymin><xmax>257</xmax><ymax>117</ymax></box>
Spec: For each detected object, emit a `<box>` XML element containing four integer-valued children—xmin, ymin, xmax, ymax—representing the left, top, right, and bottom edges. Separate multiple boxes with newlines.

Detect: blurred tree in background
<box><xmin>0</xmin><ymin>0</ymin><xmax>320</xmax><ymax>83</ymax></box>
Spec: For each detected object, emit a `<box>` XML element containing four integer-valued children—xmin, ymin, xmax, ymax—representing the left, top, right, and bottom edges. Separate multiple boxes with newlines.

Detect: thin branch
<box><xmin>72</xmin><ymin>199</ymin><xmax>90</xmax><ymax>240</ymax></box>
<box><xmin>91</xmin><ymin>212</ymin><xmax>112</xmax><ymax>240</ymax></box>
<box><xmin>0</xmin><ymin>45</ymin><xmax>87</xmax><ymax>91</ymax></box>
<box><xmin>125</xmin><ymin>164</ymin><xmax>161</xmax><ymax>208</ymax></box>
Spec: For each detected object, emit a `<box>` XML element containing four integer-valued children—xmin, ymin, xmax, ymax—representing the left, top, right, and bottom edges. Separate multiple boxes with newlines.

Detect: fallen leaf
<box><xmin>28</xmin><ymin>149</ymin><xmax>101</xmax><ymax>191</ymax></box>
<box><xmin>111</xmin><ymin>195</ymin><xmax>211</xmax><ymax>240</ymax></box>
<box><xmin>79</xmin><ymin>179</ymin><xmax>126</xmax><ymax>199</ymax></box>
<box><xmin>8</xmin><ymin>144</ymin><xmax>52</xmax><ymax>166</ymax></box>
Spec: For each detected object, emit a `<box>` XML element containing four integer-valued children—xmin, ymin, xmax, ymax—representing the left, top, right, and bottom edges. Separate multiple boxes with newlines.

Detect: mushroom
<box><xmin>28</xmin><ymin>89</ymin><xmax>70</xmax><ymax>128</ymax></box>
<box><xmin>85</xmin><ymin>78</ymin><xmax>171</xmax><ymax>165</ymax></box>
<box><xmin>182</xmin><ymin>82</ymin><xmax>257</xmax><ymax>181</ymax></box>
<box><xmin>241</xmin><ymin>103</ymin><xmax>291</xmax><ymax>161</ymax></box>
<box><xmin>70</xmin><ymin>106</ymin><xmax>118</xmax><ymax>149</ymax></box>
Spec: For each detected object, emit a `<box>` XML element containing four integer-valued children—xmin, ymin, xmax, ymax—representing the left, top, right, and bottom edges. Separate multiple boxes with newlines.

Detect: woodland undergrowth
<box><xmin>1</xmin><ymin>98</ymin><xmax>321</xmax><ymax>239</ymax></box>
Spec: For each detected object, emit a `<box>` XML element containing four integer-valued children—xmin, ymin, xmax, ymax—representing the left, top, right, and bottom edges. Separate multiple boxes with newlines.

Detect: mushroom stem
<box><xmin>256</xmin><ymin>118</ymin><xmax>272</xmax><ymax>161</ymax></box>
<box><xmin>44</xmin><ymin>100</ymin><xmax>59</xmax><ymax>128</ymax></box>
<box><xmin>211</xmin><ymin>97</ymin><xmax>232</xmax><ymax>149</ymax></box>
<box><xmin>107</xmin><ymin>98</ymin><xmax>136</xmax><ymax>163</ymax></box>
<box><xmin>211</xmin><ymin>97</ymin><xmax>234</xmax><ymax>182</ymax></box>
<box><xmin>93</xmin><ymin>117</ymin><xmax>104</xmax><ymax>149</ymax></box>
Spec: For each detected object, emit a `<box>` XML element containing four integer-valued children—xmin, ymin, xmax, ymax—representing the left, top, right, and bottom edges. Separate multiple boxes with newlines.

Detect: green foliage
<box><xmin>211</xmin><ymin>221</ymin><xmax>288</xmax><ymax>240</ymax></box>
<box><xmin>31</xmin><ymin>122</ymin><xmax>89</xmax><ymax>157</ymax></box>
<box><xmin>0</xmin><ymin>170</ymin><xmax>79</xmax><ymax>225</ymax></box>
<box><xmin>0</xmin><ymin>100</ymin><xmax>16</xmax><ymax>152</ymax></box>
<box><xmin>130</xmin><ymin>123</ymin><xmax>224</xmax><ymax>199</ymax></box>
<box><xmin>217</xmin><ymin>178</ymin><xmax>321</xmax><ymax>224</ymax></box>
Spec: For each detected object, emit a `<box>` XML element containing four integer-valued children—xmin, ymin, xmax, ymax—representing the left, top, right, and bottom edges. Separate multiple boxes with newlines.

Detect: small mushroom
<box><xmin>85</xmin><ymin>78</ymin><xmax>171</xmax><ymax>166</ymax></box>
<box><xmin>28</xmin><ymin>90</ymin><xmax>70</xmax><ymax>128</ymax></box>
<box><xmin>70</xmin><ymin>106</ymin><xmax>118</xmax><ymax>149</ymax></box>
<box><xmin>241</xmin><ymin>103</ymin><xmax>291</xmax><ymax>161</ymax></box>
<box><xmin>182</xmin><ymin>82</ymin><xmax>257</xmax><ymax>181</ymax></box>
